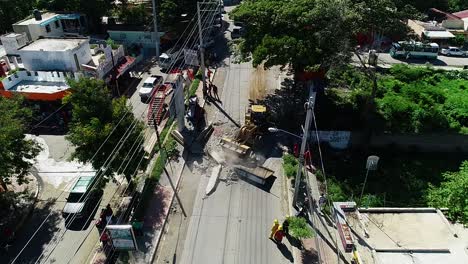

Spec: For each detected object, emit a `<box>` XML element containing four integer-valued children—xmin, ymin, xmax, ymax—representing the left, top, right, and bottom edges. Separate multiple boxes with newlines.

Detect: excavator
<box><xmin>220</xmin><ymin>103</ymin><xmax>268</xmax><ymax>156</ymax></box>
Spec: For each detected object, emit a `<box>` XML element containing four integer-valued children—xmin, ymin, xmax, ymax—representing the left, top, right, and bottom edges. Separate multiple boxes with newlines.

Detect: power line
<box><xmin>37</xmin><ymin>2</ymin><xmax>221</xmax><ymax>262</ymax></box>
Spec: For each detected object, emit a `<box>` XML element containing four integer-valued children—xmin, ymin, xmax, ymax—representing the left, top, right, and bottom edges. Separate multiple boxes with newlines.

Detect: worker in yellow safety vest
<box><xmin>269</xmin><ymin>219</ymin><xmax>279</xmax><ymax>239</ymax></box>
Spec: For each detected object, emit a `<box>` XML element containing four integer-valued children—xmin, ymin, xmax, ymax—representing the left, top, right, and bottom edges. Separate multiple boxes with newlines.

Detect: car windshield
<box><xmin>67</xmin><ymin>192</ymin><xmax>84</xmax><ymax>203</ymax></box>
<box><xmin>142</xmin><ymin>82</ymin><xmax>154</xmax><ymax>88</ymax></box>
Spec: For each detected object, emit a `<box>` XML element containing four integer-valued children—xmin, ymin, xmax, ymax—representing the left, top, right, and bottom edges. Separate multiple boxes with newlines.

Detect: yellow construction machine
<box><xmin>220</xmin><ymin>104</ymin><xmax>268</xmax><ymax>156</ymax></box>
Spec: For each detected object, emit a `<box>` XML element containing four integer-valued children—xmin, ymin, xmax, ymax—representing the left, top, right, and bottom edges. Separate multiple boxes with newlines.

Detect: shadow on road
<box><xmin>277</xmin><ymin>242</ymin><xmax>294</xmax><ymax>263</ymax></box>
<box><xmin>301</xmin><ymin>247</ymin><xmax>320</xmax><ymax>264</ymax></box>
<box><xmin>392</xmin><ymin>57</ymin><xmax>448</xmax><ymax>66</ymax></box>
<box><xmin>4</xmin><ymin>201</ymin><xmax>61</xmax><ymax>264</ymax></box>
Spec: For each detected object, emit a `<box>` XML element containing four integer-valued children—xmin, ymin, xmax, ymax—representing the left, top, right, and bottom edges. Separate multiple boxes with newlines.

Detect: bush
<box><xmin>283</xmin><ymin>153</ymin><xmax>298</xmax><ymax>178</ymax></box>
<box><xmin>288</xmin><ymin>216</ymin><xmax>314</xmax><ymax>240</ymax></box>
<box><xmin>132</xmin><ymin>177</ymin><xmax>157</xmax><ymax>220</ymax></box>
<box><xmin>189</xmin><ymin>78</ymin><xmax>200</xmax><ymax>97</ymax></box>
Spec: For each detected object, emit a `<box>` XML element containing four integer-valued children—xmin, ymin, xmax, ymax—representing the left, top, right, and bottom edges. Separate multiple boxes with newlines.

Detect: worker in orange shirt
<box><xmin>274</xmin><ymin>225</ymin><xmax>285</xmax><ymax>243</ymax></box>
<box><xmin>269</xmin><ymin>219</ymin><xmax>279</xmax><ymax>239</ymax></box>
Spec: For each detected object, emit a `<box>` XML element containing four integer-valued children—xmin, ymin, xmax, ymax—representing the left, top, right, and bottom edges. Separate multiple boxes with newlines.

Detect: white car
<box><xmin>139</xmin><ymin>75</ymin><xmax>163</xmax><ymax>99</ymax></box>
<box><xmin>441</xmin><ymin>47</ymin><xmax>467</xmax><ymax>57</ymax></box>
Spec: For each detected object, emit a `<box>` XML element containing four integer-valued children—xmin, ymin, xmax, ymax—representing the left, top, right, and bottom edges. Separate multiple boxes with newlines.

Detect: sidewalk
<box><xmin>88</xmin><ymin>67</ymin><xmax>216</xmax><ymax>263</ymax></box>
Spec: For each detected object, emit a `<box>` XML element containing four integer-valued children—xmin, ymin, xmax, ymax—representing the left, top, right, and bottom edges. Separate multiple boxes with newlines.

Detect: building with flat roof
<box><xmin>0</xmin><ymin>70</ymin><xmax>82</xmax><ymax>101</ymax></box>
<box><xmin>12</xmin><ymin>11</ymin><xmax>85</xmax><ymax>42</ymax></box>
<box><xmin>333</xmin><ymin>202</ymin><xmax>468</xmax><ymax>264</ymax></box>
<box><xmin>17</xmin><ymin>37</ymin><xmax>92</xmax><ymax>72</ymax></box>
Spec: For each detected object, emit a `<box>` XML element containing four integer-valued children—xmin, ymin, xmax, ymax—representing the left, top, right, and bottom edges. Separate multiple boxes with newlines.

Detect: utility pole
<box><xmin>152</xmin><ymin>0</ymin><xmax>160</xmax><ymax>59</ymax></box>
<box><xmin>293</xmin><ymin>83</ymin><xmax>316</xmax><ymax>206</ymax></box>
<box><xmin>152</xmin><ymin>115</ymin><xmax>187</xmax><ymax>217</ymax></box>
<box><xmin>197</xmin><ymin>2</ymin><xmax>207</xmax><ymax>90</ymax></box>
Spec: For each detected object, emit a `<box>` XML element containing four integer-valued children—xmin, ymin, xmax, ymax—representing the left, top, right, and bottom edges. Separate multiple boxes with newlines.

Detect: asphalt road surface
<box><xmin>355</xmin><ymin>52</ymin><xmax>468</xmax><ymax>69</ymax></box>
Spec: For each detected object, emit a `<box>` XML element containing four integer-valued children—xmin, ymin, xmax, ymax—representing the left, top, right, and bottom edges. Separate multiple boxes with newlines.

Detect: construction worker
<box><xmin>269</xmin><ymin>219</ymin><xmax>279</xmax><ymax>239</ymax></box>
<box><xmin>274</xmin><ymin>225</ymin><xmax>285</xmax><ymax>243</ymax></box>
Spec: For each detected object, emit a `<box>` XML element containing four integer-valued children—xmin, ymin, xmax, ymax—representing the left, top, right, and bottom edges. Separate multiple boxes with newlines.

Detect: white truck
<box><xmin>440</xmin><ymin>47</ymin><xmax>467</xmax><ymax>57</ymax></box>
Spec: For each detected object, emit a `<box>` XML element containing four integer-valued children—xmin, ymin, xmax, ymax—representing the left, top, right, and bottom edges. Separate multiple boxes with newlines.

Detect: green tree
<box><xmin>0</xmin><ymin>0</ymin><xmax>36</xmax><ymax>33</ymax></box>
<box><xmin>448</xmin><ymin>0</ymin><xmax>468</xmax><ymax>12</ymax></box>
<box><xmin>64</xmin><ymin>78</ymin><xmax>145</xmax><ymax>184</ymax></box>
<box><xmin>427</xmin><ymin>161</ymin><xmax>468</xmax><ymax>224</ymax></box>
<box><xmin>352</xmin><ymin>0</ymin><xmax>420</xmax><ymax>42</ymax></box>
<box><xmin>0</xmin><ymin>96</ymin><xmax>41</xmax><ymax>191</ymax></box>
<box><xmin>230</xmin><ymin>0</ymin><xmax>358</xmax><ymax>75</ymax></box>
<box><xmin>36</xmin><ymin>0</ymin><xmax>113</xmax><ymax>30</ymax></box>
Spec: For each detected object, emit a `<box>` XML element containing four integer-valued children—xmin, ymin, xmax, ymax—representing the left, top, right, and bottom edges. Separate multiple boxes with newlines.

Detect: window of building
<box><xmin>57</xmin><ymin>72</ymin><xmax>60</xmax><ymax>77</ymax></box>
<box><xmin>35</xmin><ymin>72</ymin><xmax>39</xmax><ymax>76</ymax></box>
<box><xmin>55</xmin><ymin>20</ymin><xmax>60</xmax><ymax>28</ymax></box>
<box><xmin>45</xmin><ymin>24</ymin><xmax>51</xmax><ymax>33</ymax></box>
<box><xmin>8</xmin><ymin>77</ymin><xmax>11</xmax><ymax>81</ymax></box>
<box><xmin>14</xmin><ymin>73</ymin><xmax>18</xmax><ymax>78</ymax></box>
<box><xmin>27</xmin><ymin>71</ymin><xmax>31</xmax><ymax>76</ymax></box>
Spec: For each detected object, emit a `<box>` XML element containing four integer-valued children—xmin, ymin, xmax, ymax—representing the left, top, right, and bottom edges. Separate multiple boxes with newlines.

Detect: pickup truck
<box><xmin>440</xmin><ymin>47</ymin><xmax>467</xmax><ymax>57</ymax></box>
<box><xmin>139</xmin><ymin>75</ymin><xmax>163</xmax><ymax>100</ymax></box>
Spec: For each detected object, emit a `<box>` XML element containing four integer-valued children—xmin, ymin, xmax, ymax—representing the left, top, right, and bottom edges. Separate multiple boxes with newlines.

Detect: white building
<box><xmin>12</xmin><ymin>11</ymin><xmax>85</xmax><ymax>42</ymax></box>
<box><xmin>17</xmin><ymin>38</ymin><xmax>92</xmax><ymax>72</ymax></box>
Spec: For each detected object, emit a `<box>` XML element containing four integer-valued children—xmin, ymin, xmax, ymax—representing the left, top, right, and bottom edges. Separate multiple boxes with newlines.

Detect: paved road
<box><xmin>127</xmin><ymin>63</ymin><xmax>168</xmax><ymax>121</ymax></box>
<box><xmin>354</xmin><ymin>52</ymin><xmax>468</xmax><ymax>69</ymax></box>
<box><xmin>5</xmin><ymin>135</ymin><xmax>118</xmax><ymax>264</ymax></box>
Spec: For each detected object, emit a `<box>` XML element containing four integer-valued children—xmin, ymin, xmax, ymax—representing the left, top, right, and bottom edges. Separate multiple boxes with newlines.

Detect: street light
<box><xmin>359</xmin><ymin>155</ymin><xmax>380</xmax><ymax>205</ymax></box>
<box><xmin>268</xmin><ymin>127</ymin><xmax>302</xmax><ymax>139</ymax></box>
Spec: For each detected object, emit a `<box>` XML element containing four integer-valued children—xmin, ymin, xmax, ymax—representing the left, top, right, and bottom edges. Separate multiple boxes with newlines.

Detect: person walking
<box><xmin>282</xmin><ymin>216</ymin><xmax>290</xmax><ymax>235</ymax></box>
<box><xmin>269</xmin><ymin>219</ymin><xmax>279</xmax><ymax>239</ymax></box>
<box><xmin>207</xmin><ymin>83</ymin><xmax>213</xmax><ymax>98</ymax></box>
<box><xmin>319</xmin><ymin>193</ymin><xmax>327</xmax><ymax>212</ymax></box>
<box><xmin>104</xmin><ymin>204</ymin><xmax>113</xmax><ymax>223</ymax></box>
<box><xmin>274</xmin><ymin>225</ymin><xmax>285</xmax><ymax>243</ymax></box>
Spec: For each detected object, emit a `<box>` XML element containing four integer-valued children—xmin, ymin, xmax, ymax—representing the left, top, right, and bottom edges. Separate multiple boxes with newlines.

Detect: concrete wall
<box><xmin>13</xmin><ymin>19</ymin><xmax>64</xmax><ymax>42</ymax></box>
<box><xmin>0</xmin><ymin>33</ymin><xmax>28</xmax><ymax>54</ymax></box>
<box><xmin>351</xmin><ymin>132</ymin><xmax>468</xmax><ymax>152</ymax></box>
<box><xmin>442</xmin><ymin>19</ymin><xmax>464</xmax><ymax>30</ymax></box>
<box><xmin>1</xmin><ymin>70</ymin><xmax>70</xmax><ymax>90</ymax></box>
<box><xmin>18</xmin><ymin>41</ymin><xmax>92</xmax><ymax>72</ymax></box>
<box><xmin>108</xmin><ymin>30</ymin><xmax>156</xmax><ymax>57</ymax></box>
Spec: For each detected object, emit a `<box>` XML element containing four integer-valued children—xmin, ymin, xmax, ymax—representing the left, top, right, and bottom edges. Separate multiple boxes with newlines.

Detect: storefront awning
<box><xmin>423</xmin><ymin>30</ymin><xmax>455</xmax><ymax>39</ymax></box>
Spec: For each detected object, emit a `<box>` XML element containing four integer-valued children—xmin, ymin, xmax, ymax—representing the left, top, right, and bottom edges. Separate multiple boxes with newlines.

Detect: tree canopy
<box><xmin>427</xmin><ymin>161</ymin><xmax>468</xmax><ymax>224</ymax></box>
<box><xmin>64</xmin><ymin>78</ymin><xmax>145</xmax><ymax>184</ymax></box>
<box><xmin>0</xmin><ymin>96</ymin><xmax>41</xmax><ymax>191</ymax></box>
<box><xmin>230</xmin><ymin>0</ymin><xmax>358</xmax><ymax>73</ymax></box>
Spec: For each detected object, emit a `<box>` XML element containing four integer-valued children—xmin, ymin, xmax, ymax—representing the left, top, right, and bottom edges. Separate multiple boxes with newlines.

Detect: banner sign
<box><xmin>183</xmin><ymin>49</ymin><xmax>199</xmax><ymax>66</ymax></box>
<box><xmin>309</xmin><ymin>131</ymin><xmax>351</xmax><ymax>150</ymax></box>
<box><xmin>106</xmin><ymin>225</ymin><xmax>138</xmax><ymax>251</ymax></box>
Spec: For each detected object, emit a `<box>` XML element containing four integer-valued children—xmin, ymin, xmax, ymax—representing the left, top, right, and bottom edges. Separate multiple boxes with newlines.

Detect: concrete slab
<box><xmin>206</xmin><ymin>165</ymin><xmax>222</xmax><ymax>195</ymax></box>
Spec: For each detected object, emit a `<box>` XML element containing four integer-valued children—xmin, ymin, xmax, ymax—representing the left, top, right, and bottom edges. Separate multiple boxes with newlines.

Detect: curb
<box><xmin>13</xmin><ymin>172</ymin><xmax>41</xmax><ymax>235</ymax></box>
<box><xmin>149</xmin><ymin>67</ymin><xmax>217</xmax><ymax>262</ymax></box>
<box><xmin>148</xmin><ymin>150</ymin><xmax>187</xmax><ymax>263</ymax></box>
<box><xmin>285</xmin><ymin>173</ymin><xmax>302</xmax><ymax>264</ymax></box>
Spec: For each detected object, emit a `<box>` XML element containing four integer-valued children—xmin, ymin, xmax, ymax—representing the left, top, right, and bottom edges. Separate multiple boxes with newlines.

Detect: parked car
<box><xmin>63</xmin><ymin>175</ymin><xmax>102</xmax><ymax>222</ymax></box>
<box><xmin>139</xmin><ymin>75</ymin><xmax>163</xmax><ymax>100</ymax></box>
<box><xmin>231</xmin><ymin>26</ymin><xmax>245</xmax><ymax>39</ymax></box>
<box><xmin>441</xmin><ymin>47</ymin><xmax>467</xmax><ymax>57</ymax></box>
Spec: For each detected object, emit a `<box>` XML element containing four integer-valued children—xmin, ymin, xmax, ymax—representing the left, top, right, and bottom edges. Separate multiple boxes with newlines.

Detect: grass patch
<box><xmin>132</xmin><ymin>177</ymin><xmax>157</xmax><ymax>220</ymax></box>
<box><xmin>288</xmin><ymin>216</ymin><xmax>314</xmax><ymax>240</ymax></box>
<box><xmin>188</xmin><ymin>78</ymin><xmax>200</xmax><ymax>98</ymax></box>
<box><xmin>282</xmin><ymin>153</ymin><xmax>298</xmax><ymax>178</ymax></box>
<box><xmin>150</xmin><ymin>131</ymin><xmax>179</xmax><ymax>181</ymax></box>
